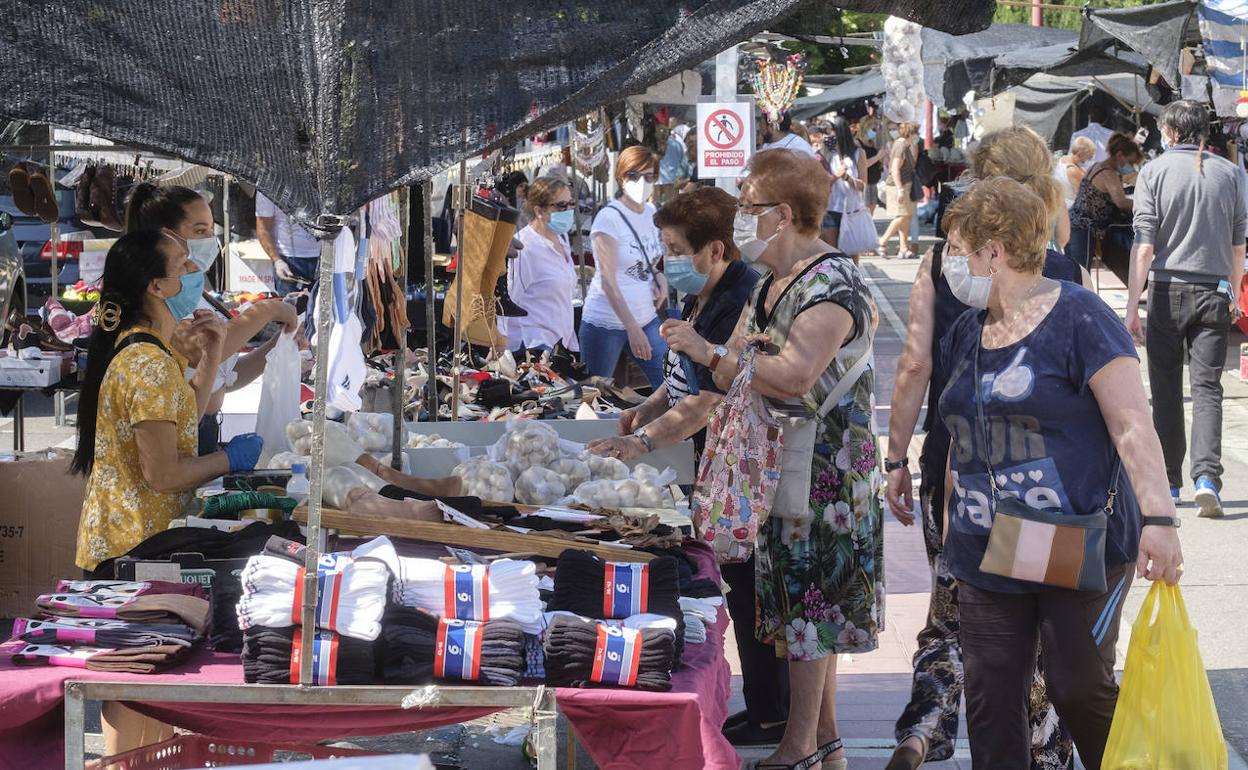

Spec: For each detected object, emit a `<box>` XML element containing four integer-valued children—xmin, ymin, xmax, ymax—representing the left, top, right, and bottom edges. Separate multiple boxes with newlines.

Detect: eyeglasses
<box><xmin>736</xmin><ymin>201</ymin><xmax>782</xmax><ymax>213</ymax></box>
<box><xmin>623</xmin><ymin>171</ymin><xmax>659</xmax><ymax>183</ymax></box>
<box><xmin>545</xmin><ymin>201</ymin><xmax>575</xmax><ymax>211</ymax></box>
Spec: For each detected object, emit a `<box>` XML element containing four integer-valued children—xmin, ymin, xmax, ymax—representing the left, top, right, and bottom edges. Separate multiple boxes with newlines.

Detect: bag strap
<box><xmin>606</xmin><ymin>203</ymin><xmax>657</xmax><ymax>280</ymax></box>
<box><xmin>815</xmin><ymin>351</ymin><xmax>870</xmax><ymax>419</ymax></box>
<box><xmin>972</xmin><ymin>317</ymin><xmax>1121</xmax><ymax>511</ymax></box>
<box><xmin>115</xmin><ymin>331</ymin><xmax>173</xmax><ymax>359</ymax></box>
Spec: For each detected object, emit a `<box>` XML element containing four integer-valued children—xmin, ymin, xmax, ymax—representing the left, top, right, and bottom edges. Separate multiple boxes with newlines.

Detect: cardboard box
<box><xmin>0</xmin><ymin>450</ymin><xmax>86</xmax><ymax>617</ymax></box>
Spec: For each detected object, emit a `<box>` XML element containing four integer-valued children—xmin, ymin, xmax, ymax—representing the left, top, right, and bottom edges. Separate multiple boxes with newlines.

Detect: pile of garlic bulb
<box><xmin>452</xmin><ymin>457</ymin><xmax>515</xmax><ymax>502</ymax></box>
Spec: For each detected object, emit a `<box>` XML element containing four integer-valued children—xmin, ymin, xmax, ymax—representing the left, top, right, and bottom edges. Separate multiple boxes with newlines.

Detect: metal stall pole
<box><xmin>392</xmin><ymin>187</ymin><xmax>409</xmax><ymax>469</ymax></box>
<box><xmin>220</xmin><ymin>175</ymin><xmax>232</xmax><ymax>290</ymax></box>
<box><xmin>422</xmin><ymin>179</ymin><xmax>438</xmax><ymax>422</ymax></box>
<box><xmin>48</xmin><ymin>126</ymin><xmax>59</xmax><ymax>302</ymax></box>
<box><xmin>568</xmin><ymin>121</ymin><xmax>589</xmax><ymax>303</ymax></box>
<box><xmin>298</xmin><ymin>224</ymin><xmax>342</xmax><ymax>685</ymax></box>
<box><xmin>450</xmin><ymin>130</ymin><xmax>469</xmax><ymax>422</ymax></box>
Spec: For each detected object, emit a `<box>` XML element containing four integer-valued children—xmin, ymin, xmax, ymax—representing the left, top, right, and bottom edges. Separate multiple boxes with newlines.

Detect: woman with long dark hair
<box><xmin>125</xmin><ymin>183</ymin><xmax>299</xmax><ymax>455</ymax></box>
<box><xmin>73</xmin><ymin>231</ymin><xmax>263</xmax><ymax>572</ymax></box>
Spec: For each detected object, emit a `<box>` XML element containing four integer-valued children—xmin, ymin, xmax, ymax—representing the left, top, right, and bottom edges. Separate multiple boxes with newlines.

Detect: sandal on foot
<box><xmin>818</xmin><ymin>738</ymin><xmax>846</xmax><ymax>769</ymax></box>
<box><xmin>746</xmin><ymin>748</ymin><xmax>826</xmax><ymax>770</ymax></box>
<box><xmin>884</xmin><ymin>734</ymin><xmax>928</xmax><ymax>770</ymax></box>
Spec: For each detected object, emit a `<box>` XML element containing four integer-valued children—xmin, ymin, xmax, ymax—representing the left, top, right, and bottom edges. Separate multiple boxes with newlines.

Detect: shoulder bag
<box><xmin>606</xmin><ymin>203</ymin><xmax>663</xmax><ymax>311</ymax></box>
<box><xmin>973</xmin><ymin>319</ymin><xmax>1118</xmax><ymax>592</ymax></box>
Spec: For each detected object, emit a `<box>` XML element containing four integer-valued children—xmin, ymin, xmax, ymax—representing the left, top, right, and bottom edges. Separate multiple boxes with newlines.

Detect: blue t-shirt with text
<box><xmin>938</xmin><ymin>282</ymin><xmax>1141</xmax><ymax>592</ymax></box>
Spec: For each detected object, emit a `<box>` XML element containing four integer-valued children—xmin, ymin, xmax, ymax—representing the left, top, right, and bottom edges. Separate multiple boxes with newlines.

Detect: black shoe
<box><xmin>495</xmin><ymin>275</ymin><xmax>528</xmax><ymax>317</ymax></box>
<box><xmin>722</xmin><ymin>709</ymin><xmax>750</xmax><ymax>731</ymax></box>
<box><xmin>722</xmin><ymin>719</ymin><xmax>787</xmax><ymax>746</ymax></box>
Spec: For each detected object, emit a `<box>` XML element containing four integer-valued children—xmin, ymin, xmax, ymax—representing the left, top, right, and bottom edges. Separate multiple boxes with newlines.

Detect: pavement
<box><xmin>4</xmin><ymin>221</ymin><xmax>1247</xmax><ymax>768</ymax></box>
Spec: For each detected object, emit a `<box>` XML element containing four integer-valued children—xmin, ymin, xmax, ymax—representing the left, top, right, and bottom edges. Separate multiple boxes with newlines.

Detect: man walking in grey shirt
<box><xmin>1127</xmin><ymin>100</ymin><xmax>1246</xmax><ymax>518</ymax></box>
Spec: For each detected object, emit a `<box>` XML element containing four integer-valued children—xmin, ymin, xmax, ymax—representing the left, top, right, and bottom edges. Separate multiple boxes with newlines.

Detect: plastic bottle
<box><xmin>287</xmin><ymin>463</ymin><xmax>310</xmax><ymax>508</ymax></box>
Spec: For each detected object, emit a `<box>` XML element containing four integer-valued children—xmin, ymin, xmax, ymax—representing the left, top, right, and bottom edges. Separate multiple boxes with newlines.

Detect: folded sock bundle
<box><xmin>12</xmin><ymin>643</ymin><xmax>189</xmax><ymax>673</ymax></box>
<box><xmin>236</xmin><ymin>538</ymin><xmax>391</xmax><ymax>642</ymax></box>
<box><xmin>241</xmin><ymin>626</ymin><xmax>375</xmax><ymax>685</ymax></box>
<box><xmin>210</xmin><ymin>579</ymin><xmax>244</xmax><ymax>652</ymax></box>
<box><xmin>36</xmin><ymin>592</ymin><xmax>210</xmax><ymax>634</ymax></box>
<box><xmin>392</xmin><ymin>557</ymin><xmax>542</xmax><ymax>634</ymax></box>
<box><xmin>542</xmin><ymin>612</ymin><xmax>675</xmax><ymax>692</ymax></box>
<box><xmin>682</xmin><ymin>613</ymin><xmax>706</xmax><ymax>645</ymax></box>
<box><xmin>678</xmin><ymin>596</ymin><xmax>722</xmax><ymax>625</ymax></box>
<box><xmin>14</xmin><ymin>617</ymin><xmax>197</xmax><ymax>648</ymax></box>
<box><xmin>380</xmin><ymin>605</ymin><xmax>527</xmax><ymax>687</ymax></box>
<box><xmin>548</xmin><ymin>550</ymin><xmax>684</xmax><ymax>664</ymax></box>
<box><xmin>54</xmin><ymin>579</ymin><xmax>208</xmax><ymax>599</ymax></box>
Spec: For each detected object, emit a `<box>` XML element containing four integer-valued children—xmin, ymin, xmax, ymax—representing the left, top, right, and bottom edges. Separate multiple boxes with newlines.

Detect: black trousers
<box><xmin>958</xmin><ymin>566</ymin><xmax>1132</xmax><ymax>770</ymax></box>
<box><xmin>721</xmin><ymin>556</ymin><xmax>790</xmax><ymax>724</ymax></box>
<box><xmin>1146</xmin><ymin>281</ymin><xmax>1231</xmax><ymax>488</ymax></box>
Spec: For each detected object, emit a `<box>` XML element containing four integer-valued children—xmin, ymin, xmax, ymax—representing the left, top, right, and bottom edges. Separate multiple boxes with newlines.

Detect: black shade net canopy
<box><xmin>0</xmin><ymin>0</ymin><xmax>993</xmax><ymax>232</ymax></box>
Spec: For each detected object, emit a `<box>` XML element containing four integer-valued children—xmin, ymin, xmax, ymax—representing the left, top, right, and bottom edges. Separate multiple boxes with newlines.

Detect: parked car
<box><xmin>0</xmin><ymin>211</ymin><xmax>25</xmax><ymax>348</ymax></box>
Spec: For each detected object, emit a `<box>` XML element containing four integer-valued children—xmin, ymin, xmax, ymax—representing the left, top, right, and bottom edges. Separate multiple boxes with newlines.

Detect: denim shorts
<box><xmin>822</xmin><ymin>210</ymin><xmax>843</xmax><ymax>230</ymax></box>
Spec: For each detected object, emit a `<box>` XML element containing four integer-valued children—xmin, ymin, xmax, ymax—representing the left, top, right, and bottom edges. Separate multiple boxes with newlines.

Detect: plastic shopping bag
<box><xmin>254</xmin><ymin>332</ymin><xmax>303</xmax><ymax>466</ymax></box>
<box><xmin>1103</xmin><ymin>582</ymin><xmax>1226</xmax><ymax>770</ymax></box>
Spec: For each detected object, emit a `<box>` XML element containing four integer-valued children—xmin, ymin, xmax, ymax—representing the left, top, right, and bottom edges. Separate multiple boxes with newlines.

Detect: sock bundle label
<box><xmin>290</xmin><ymin>562</ymin><xmax>347</xmax><ymax>629</ymax></box>
<box><xmin>445</xmin><ymin>564</ymin><xmax>490</xmax><ymax>621</ymax></box>
<box><xmin>590</xmin><ymin>625</ymin><xmax>642</xmax><ymax>687</ymax></box>
<box><xmin>289</xmin><ymin>628</ymin><xmax>341</xmax><ymax>686</ymax></box>
<box><xmin>603</xmin><ymin>562</ymin><xmax>649</xmax><ymax>618</ymax></box>
<box><xmin>434</xmin><ymin>619</ymin><xmax>484</xmax><ymax>681</ymax></box>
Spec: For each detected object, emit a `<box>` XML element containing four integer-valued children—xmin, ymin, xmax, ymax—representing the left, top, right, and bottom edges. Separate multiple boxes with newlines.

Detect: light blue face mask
<box><xmin>547</xmin><ymin>208</ymin><xmax>575</xmax><ymax>235</ymax></box>
<box><xmin>1118</xmin><ymin>163</ymin><xmax>1137</xmax><ymax>177</ymax></box>
<box><xmin>186</xmin><ymin>237</ymin><xmax>220</xmax><ymax>271</ymax></box>
<box><xmin>664</xmin><ymin>254</ymin><xmax>710</xmax><ymax>295</ymax></box>
<box><xmin>164</xmin><ymin>269</ymin><xmax>205</xmax><ymax>320</ymax></box>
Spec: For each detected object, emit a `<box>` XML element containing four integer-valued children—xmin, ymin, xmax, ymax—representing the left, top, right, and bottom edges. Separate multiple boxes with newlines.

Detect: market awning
<box><xmin>1080</xmin><ymin>0</ymin><xmax>1198</xmax><ymax>89</ymax></box>
<box><xmin>986</xmin><ymin>44</ymin><xmax>1151</xmax><ymax>99</ymax></box>
<box><xmin>790</xmin><ymin>70</ymin><xmax>885</xmax><ymax>120</ymax></box>
<box><xmin>0</xmin><ymin>0</ymin><xmax>995</xmax><ymax>229</ymax></box>
<box><xmin>922</xmin><ymin>24</ymin><xmax>1078</xmax><ymax>109</ymax></box>
<box><xmin>1005</xmin><ymin>72</ymin><xmax>1161</xmax><ymax>149</ymax></box>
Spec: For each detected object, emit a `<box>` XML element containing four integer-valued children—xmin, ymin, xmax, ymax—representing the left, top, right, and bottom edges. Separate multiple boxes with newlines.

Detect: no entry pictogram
<box><xmin>704</xmin><ymin>109</ymin><xmax>744</xmax><ymax>149</ymax></box>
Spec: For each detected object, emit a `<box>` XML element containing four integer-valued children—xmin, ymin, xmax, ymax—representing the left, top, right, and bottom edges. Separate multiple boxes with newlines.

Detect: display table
<box><xmin>0</xmin><ymin>543</ymin><xmax>736</xmax><ymax>770</ymax></box>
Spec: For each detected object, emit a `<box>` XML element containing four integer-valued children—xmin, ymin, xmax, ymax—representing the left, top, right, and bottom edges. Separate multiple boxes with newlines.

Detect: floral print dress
<box><xmin>750</xmin><ymin>255</ymin><xmax>884</xmax><ymax>660</ymax></box>
<box><xmin>76</xmin><ymin>327</ymin><xmax>197</xmax><ymax>569</ymax></box>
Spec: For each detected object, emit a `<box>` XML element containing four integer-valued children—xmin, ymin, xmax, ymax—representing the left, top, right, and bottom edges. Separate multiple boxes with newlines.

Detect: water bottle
<box><xmin>287</xmin><ymin>463</ymin><xmax>310</xmax><ymax>508</ymax></box>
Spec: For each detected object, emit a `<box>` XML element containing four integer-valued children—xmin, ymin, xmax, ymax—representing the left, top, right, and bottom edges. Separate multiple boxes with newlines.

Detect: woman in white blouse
<box><xmin>508</xmin><ymin>176</ymin><xmax>580</xmax><ymax>355</ymax></box>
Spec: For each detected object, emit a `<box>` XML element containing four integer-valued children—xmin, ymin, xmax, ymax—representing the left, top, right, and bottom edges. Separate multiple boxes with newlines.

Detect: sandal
<box><xmin>745</xmin><ymin>747</ymin><xmax>826</xmax><ymax>770</ymax></box>
<box><xmin>818</xmin><ymin>738</ymin><xmax>846</xmax><ymax>769</ymax></box>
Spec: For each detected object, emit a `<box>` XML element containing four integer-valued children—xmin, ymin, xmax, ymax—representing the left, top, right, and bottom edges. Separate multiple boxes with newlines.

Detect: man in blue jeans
<box><xmin>1127</xmin><ymin>100</ymin><xmax>1247</xmax><ymax>518</ymax></box>
<box><xmin>256</xmin><ymin>191</ymin><xmax>322</xmax><ymax>294</ymax></box>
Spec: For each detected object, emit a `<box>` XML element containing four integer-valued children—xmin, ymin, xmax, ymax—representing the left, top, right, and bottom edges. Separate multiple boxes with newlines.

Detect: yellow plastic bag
<box><xmin>1103</xmin><ymin>582</ymin><xmax>1226</xmax><ymax>770</ymax></box>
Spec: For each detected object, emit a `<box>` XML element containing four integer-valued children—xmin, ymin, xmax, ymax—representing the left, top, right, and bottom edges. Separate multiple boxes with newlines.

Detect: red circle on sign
<box><xmin>704</xmin><ymin>109</ymin><xmax>744</xmax><ymax>149</ymax></box>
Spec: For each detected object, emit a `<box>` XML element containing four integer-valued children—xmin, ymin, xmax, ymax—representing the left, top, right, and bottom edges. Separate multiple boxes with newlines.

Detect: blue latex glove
<box><xmin>224</xmin><ymin>433</ymin><xmax>264</xmax><ymax>473</ymax></box>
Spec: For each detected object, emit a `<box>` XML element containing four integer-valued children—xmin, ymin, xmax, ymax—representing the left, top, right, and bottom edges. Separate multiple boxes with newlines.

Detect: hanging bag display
<box><xmin>973</xmin><ymin>319</ymin><xmax>1116</xmax><ymax>592</ymax></box>
<box><xmin>690</xmin><ymin>348</ymin><xmax>781</xmax><ymax>563</ymax></box>
<box><xmin>1102</xmin><ymin>582</ymin><xmax>1227</xmax><ymax>770</ymax></box>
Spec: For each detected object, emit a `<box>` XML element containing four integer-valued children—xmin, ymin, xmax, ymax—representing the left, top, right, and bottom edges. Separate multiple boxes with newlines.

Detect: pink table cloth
<box><xmin>0</xmin><ymin>542</ymin><xmax>738</xmax><ymax>770</ymax></box>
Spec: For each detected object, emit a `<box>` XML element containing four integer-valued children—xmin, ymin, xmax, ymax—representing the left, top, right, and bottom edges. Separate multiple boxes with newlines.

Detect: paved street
<box><xmin>3</xmin><ymin>230</ymin><xmax>1246</xmax><ymax>768</ymax></box>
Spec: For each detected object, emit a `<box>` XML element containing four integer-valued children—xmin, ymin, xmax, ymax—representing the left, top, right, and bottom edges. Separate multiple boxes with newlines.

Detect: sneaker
<box><xmin>1194</xmin><ymin>477</ymin><xmax>1224</xmax><ymax>518</ymax></box>
<box><xmin>1171</xmin><ymin>486</ymin><xmax>1182</xmax><ymax>505</ymax></box>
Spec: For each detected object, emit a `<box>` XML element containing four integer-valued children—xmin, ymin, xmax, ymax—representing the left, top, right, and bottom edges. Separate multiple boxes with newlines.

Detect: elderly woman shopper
<box><xmin>882</xmin><ymin>125</ymin><xmax>1091</xmax><ymax>770</ymax></box>
<box><xmin>877</xmin><ymin>121</ymin><xmax>919</xmax><ymax>259</ymax></box>
<box><xmin>935</xmin><ymin>176</ymin><xmax>1182</xmax><ymax>769</ymax></box>
<box><xmin>586</xmin><ymin>188</ymin><xmax>782</xmax><ymax>745</ymax></box>
<box><xmin>580</xmin><ymin>146</ymin><xmax>668</xmax><ymax>387</ymax></box>
<box><xmin>1055</xmin><ymin>136</ymin><xmax>1096</xmax><ymax>207</ymax></box>
<box><xmin>507</xmin><ymin>176</ymin><xmax>580</xmax><ymax>356</ymax></box>
<box><xmin>1067</xmin><ymin>133</ymin><xmax>1141</xmax><ymax>269</ymax></box>
<box><xmin>664</xmin><ymin>149</ymin><xmax>882</xmax><ymax>770</ymax></box>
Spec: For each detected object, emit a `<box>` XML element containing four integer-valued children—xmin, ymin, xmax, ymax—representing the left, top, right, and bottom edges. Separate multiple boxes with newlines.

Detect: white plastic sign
<box><xmin>696</xmin><ymin>100</ymin><xmax>754</xmax><ymax>178</ymax></box>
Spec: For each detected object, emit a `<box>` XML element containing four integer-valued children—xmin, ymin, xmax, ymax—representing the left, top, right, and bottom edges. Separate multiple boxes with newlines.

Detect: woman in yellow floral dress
<box><xmin>72</xmin><ymin>230</ymin><xmax>264</xmax><ymax>572</ymax></box>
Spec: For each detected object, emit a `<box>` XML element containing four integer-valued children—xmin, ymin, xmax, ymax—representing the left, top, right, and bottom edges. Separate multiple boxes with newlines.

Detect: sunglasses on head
<box><xmin>623</xmin><ymin>171</ymin><xmax>658</xmax><ymax>183</ymax></box>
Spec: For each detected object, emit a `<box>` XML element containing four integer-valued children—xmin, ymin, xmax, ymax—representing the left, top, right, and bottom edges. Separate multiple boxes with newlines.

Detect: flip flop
<box><xmin>75</xmin><ymin>165</ymin><xmax>99</xmax><ymax>225</ymax></box>
<box><xmin>28</xmin><ymin>166</ymin><xmax>60</xmax><ymax>224</ymax></box>
<box><xmin>8</xmin><ymin>163</ymin><xmax>37</xmax><ymax>217</ymax></box>
<box><xmin>745</xmin><ymin>748</ymin><xmax>825</xmax><ymax>770</ymax></box>
<box><xmin>818</xmin><ymin>737</ymin><xmax>846</xmax><ymax>769</ymax></box>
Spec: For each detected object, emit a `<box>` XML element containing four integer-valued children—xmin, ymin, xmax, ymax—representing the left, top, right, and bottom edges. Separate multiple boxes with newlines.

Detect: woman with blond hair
<box><xmin>1056</xmin><ymin>136</ymin><xmax>1097</xmax><ymax>207</ymax></box>
<box><xmin>580</xmin><ymin>146</ymin><xmax>668</xmax><ymax>387</ymax></box>
<box><xmin>877</xmin><ymin>122</ymin><xmax>919</xmax><ymax>258</ymax></box>
<box><xmin>508</xmin><ymin>176</ymin><xmax>580</xmax><ymax>356</ymax></box>
<box><xmin>971</xmin><ymin>125</ymin><xmax>1071</xmax><ymax>251</ymax></box>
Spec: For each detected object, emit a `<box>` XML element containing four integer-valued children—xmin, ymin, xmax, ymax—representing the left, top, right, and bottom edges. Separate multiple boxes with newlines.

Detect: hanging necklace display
<box><xmin>574</xmin><ymin>109</ymin><xmax>607</xmax><ymax>174</ymax></box>
<box><xmin>751</xmin><ymin>53</ymin><xmax>806</xmax><ymax>126</ymax></box>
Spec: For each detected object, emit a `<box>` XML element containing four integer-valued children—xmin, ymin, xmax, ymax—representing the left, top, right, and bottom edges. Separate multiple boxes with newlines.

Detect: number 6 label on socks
<box><xmin>435</xmin><ymin>618</ymin><xmax>484</xmax><ymax>681</ymax></box>
<box><xmin>602</xmin><ymin>562</ymin><xmax>649</xmax><ymax>618</ymax></box>
<box><xmin>443</xmin><ymin>564</ymin><xmax>490</xmax><ymax>621</ymax></box>
<box><xmin>590</xmin><ymin>625</ymin><xmax>642</xmax><ymax>687</ymax></box>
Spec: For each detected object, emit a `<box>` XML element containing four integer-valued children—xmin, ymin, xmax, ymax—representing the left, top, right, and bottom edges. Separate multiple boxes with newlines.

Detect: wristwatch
<box><xmin>708</xmin><ymin>345</ymin><xmax>729</xmax><ymax>369</ymax></box>
<box><xmin>1142</xmin><ymin>515</ymin><xmax>1181</xmax><ymax>528</ymax></box>
<box><xmin>632</xmin><ymin>428</ymin><xmax>656</xmax><ymax>453</ymax></box>
<box><xmin>884</xmin><ymin>457</ymin><xmax>908</xmax><ymax>472</ymax></box>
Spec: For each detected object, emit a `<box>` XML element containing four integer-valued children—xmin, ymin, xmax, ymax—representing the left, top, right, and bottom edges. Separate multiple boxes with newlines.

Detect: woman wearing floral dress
<box><xmin>663</xmin><ymin>148</ymin><xmax>882</xmax><ymax>770</ymax></box>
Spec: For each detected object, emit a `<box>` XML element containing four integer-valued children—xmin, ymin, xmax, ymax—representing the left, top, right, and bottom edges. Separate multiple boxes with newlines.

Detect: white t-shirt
<box><xmin>827</xmin><ymin>151</ymin><xmax>863</xmax><ymax>213</ymax></box>
<box><xmin>583</xmin><ymin>202</ymin><xmax>662</xmax><ymax>330</ymax></box>
<box><xmin>255</xmin><ymin>192</ymin><xmax>321</xmax><ymax>259</ymax></box>
<box><xmin>762</xmin><ymin>132</ymin><xmax>818</xmax><ymax>158</ymax></box>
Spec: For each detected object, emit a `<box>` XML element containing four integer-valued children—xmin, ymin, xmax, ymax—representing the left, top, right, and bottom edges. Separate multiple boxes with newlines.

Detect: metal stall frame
<box><xmin>63</xmin><ymin>681</ymin><xmax>560</xmax><ymax>770</ymax></box>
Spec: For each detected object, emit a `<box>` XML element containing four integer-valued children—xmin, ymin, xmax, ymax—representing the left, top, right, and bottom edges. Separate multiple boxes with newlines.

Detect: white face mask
<box><xmin>943</xmin><ymin>247</ymin><xmax>993</xmax><ymax>309</ymax></box>
<box><xmin>733</xmin><ymin>206</ymin><xmax>779</xmax><ymax>263</ymax></box>
<box><xmin>622</xmin><ymin>177</ymin><xmax>654</xmax><ymax>205</ymax></box>
<box><xmin>889</xmin><ymin>129</ymin><xmax>900</xmax><ymax>141</ymax></box>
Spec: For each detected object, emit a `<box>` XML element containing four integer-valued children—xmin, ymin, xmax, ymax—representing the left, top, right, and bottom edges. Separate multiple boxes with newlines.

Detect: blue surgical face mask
<box><xmin>664</xmin><ymin>254</ymin><xmax>710</xmax><ymax>295</ymax></box>
<box><xmin>163</xmin><ymin>269</ymin><xmax>205</xmax><ymax>320</ymax></box>
<box><xmin>1118</xmin><ymin>163</ymin><xmax>1137</xmax><ymax>177</ymax></box>
<box><xmin>866</xmin><ymin>128</ymin><xmax>877</xmax><ymax>141</ymax></box>
<box><xmin>186</xmin><ymin>237</ymin><xmax>221</xmax><ymax>271</ymax></box>
<box><xmin>547</xmin><ymin>208</ymin><xmax>575</xmax><ymax>235</ymax></box>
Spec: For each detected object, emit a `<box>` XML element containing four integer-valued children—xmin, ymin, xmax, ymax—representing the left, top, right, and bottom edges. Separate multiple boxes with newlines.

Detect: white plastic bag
<box><xmin>254</xmin><ymin>333</ymin><xmax>302</xmax><ymax>465</ymax></box>
<box><xmin>489</xmin><ymin>419</ymin><xmax>561</xmax><ymax>474</ymax></box>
